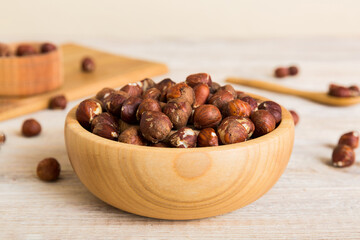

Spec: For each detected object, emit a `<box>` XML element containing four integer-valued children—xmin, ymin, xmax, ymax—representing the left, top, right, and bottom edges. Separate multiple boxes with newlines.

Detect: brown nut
<box><xmin>49</xmin><ymin>95</ymin><xmax>67</xmax><ymax>110</ymax></box>
<box><xmin>156</xmin><ymin>78</ymin><xmax>176</xmax><ymax>102</ymax></box>
<box><xmin>288</xmin><ymin>66</ymin><xmax>299</xmax><ymax>76</ymax></box>
<box><xmin>81</xmin><ymin>57</ymin><xmax>95</xmax><ymax>72</ymax></box>
<box><xmin>274</xmin><ymin>67</ymin><xmax>288</xmax><ymax>78</ymax></box>
<box><xmin>22</xmin><ymin>119</ymin><xmax>42</xmax><ymax>137</ymax></box>
<box><xmin>104</xmin><ymin>91</ymin><xmax>129</xmax><ymax>117</ymax></box>
<box><xmin>120</xmin><ymin>83</ymin><xmax>143</xmax><ymax>98</ymax></box>
<box><xmin>139</xmin><ymin>111</ymin><xmax>173</xmax><ymax>143</ymax></box>
<box><xmin>136</xmin><ymin>98</ymin><xmax>161</xmax><ymax>120</ymax></box>
<box><xmin>40</xmin><ymin>43</ymin><xmax>57</xmax><ymax>53</ymax></box>
<box><xmin>163</xmin><ymin>100</ymin><xmax>192</xmax><ymax>129</ymax></box>
<box><xmin>76</xmin><ymin>99</ymin><xmax>103</xmax><ymax>129</ymax></box>
<box><xmin>96</xmin><ymin>87</ymin><xmax>115</xmax><ymax>102</ymax></box>
<box><xmin>197</xmin><ymin>128</ymin><xmax>219</xmax><ymax>147</ymax></box>
<box><xmin>91</xmin><ymin>112</ymin><xmax>119</xmax><ymax>131</ymax></box>
<box><xmin>193</xmin><ymin>104</ymin><xmax>222</xmax><ymax>129</ymax></box>
<box><xmin>332</xmin><ymin>144</ymin><xmax>355</xmax><ymax>168</ymax></box>
<box><xmin>223</xmin><ymin>99</ymin><xmax>252</xmax><ymax>118</ymax></box>
<box><xmin>219</xmin><ymin>84</ymin><xmax>237</xmax><ymax>98</ymax></box>
<box><xmin>168</xmin><ymin>127</ymin><xmax>197</xmax><ymax>148</ymax></box>
<box><xmin>208</xmin><ymin>90</ymin><xmax>235</xmax><ymax>111</ymax></box>
<box><xmin>349</xmin><ymin>85</ymin><xmax>360</xmax><ymax>94</ymax></box>
<box><xmin>251</xmin><ymin>110</ymin><xmax>276</xmax><ymax>137</ymax></box>
<box><xmin>234</xmin><ymin>117</ymin><xmax>255</xmax><ymax>138</ymax></box>
<box><xmin>328</xmin><ymin>84</ymin><xmax>359</xmax><ymax>97</ymax></box>
<box><xmin>118</xmin><ymin>126</ymin><xmax>146</xmax><ymax>146</ymax></box>
<box><xmin>143</xmin><ymin>87</ymin><xmax>161</xmax><ymax>100</ymax></box>
<box><xmin>185</xmin><ymin>73</ymin><xmax>212</xmax><ymax>87</ymax></box>
<box><xmin>289</xmin><ymin>110</ymin><xmax>299</xmax><ymax>126</ymax></box>
<box><xmin>166</xmin><ymin>83</ymin><xmax>195</xmax><ymax>106</ymax></box>
<box><xmin>121</xmin><ymin>97</ymin><xmax>142</xmax><ymax>124</ymax></box>
<box><xmin>138</xmin><ymin>78</ymin><xmax>156</xmax><ymax>92</ymax></box>
<box><xmin>0</xmin><ymin>132</ymin><xmax>6</xmax><ymax>145</ymax></box>
<box><xmin>92</xmin><ymin>123</ymin><xmax>119</xmax><ymax>141</ymax></box>
<box><xmin>37</xmin><ymin>158</ymin><xmax>61</xmax><ymax>182</ymax></box>
<box><xmin>258</xmin><ymin>101</ymin><xmax>282</xmax><ymax>124</ymax></box>
<box><xmin>0</xmin><ymin>43</ymin><xmax>11</xmax><ymax>57</ymax></box>
<box><xmin>338</xmin><ymin>131</ymin><xmax>359</xmax><ymax>149</ymax></box>
<box><xmin>239</xmin><ymin>95</ymin><xmax>258</xmax><ymax>112</ymax></box>
<box><xmin>16</xmin><ymin>44</ymin><xmax>36</xmax><ymax>56</ymax></box>
<box><xmin>209</xmin><ymin>82</ymin><xmax>221</xmax><ymax>94</ymax></box>
<box><xmin>193</xmin><ymin>83</ymin><xmax>210</xmax><ymax>108</ymax></box>
<box><xmin>217</xmin><ymin>117</ymin><xmax>248</xmax><ymax>145</ymax></box>
<box><xmin>118</xmin><ymin>119</ymin><xmax>138</xmax><ymax>133</ymax></box>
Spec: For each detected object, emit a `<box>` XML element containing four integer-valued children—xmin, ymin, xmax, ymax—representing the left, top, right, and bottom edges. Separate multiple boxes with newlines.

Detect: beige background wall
<box><xmin>1</xmin><ymin>0</ymin><xmax>360</xmax><ymax>40</ymax></box>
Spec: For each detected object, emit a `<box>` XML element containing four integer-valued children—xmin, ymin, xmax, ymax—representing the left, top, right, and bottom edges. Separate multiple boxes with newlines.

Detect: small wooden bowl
<box><xmin>65</xmin><ymin>94</ymin><xmax>294</xmax><ymax>220</ymax></box>
<box><xmin>0</xmin><ymin>43</ymin><xmax>63</xmax><ymax>96</ymax></box>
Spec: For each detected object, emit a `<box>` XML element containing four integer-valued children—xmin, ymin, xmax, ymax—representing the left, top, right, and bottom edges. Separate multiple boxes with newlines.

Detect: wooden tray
<box><xmin>0</xmin><ymin>43</ymin><xmax>168</xmax><ymax>121</ymax></box>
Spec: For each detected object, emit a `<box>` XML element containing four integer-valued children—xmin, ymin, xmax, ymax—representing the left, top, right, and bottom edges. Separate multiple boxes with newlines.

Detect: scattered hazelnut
<box><xmin>193</xmin><ymin>83</ymin><xmax>210</xmax><ymax>108</ymax></box>
<box><xmin>121</xmin><ymin>97</ymin><xmax>142</xmax><ymax>124</ymax></box>
<box><xmin>209</xmin><ymin>82</ymin><xmax>221</xmax><ymax>94</ymax></box>
<box><xmin>258</xmin><ymin>101</ymin><xmax>282</xmax><ymax>124</ymax></box>
<box><xmin>49</xmin><ymin>95</ymin><xmax>67</xmax><ymax>110</ymax></box>
<box><xmin>76</xmin><ymin>99</ymin><xmax>102</xmax><ymax>129</ymax></box>
<box><xmin>104</xmin><ymin>91</ymin><xmax>129</xmax><ymax>117</ymax></box>
<box><xmin>136</xmin><ymin>98</ymin><xmax>161</xmax><ymax>120</ymax></box>
<box><xmin>166</xmin><ymin>83</ymin><xmax>195</xmax><ymax>106</ymax></box>
<box><xmin>274</xmin><ymin>67</ymin><xmax>288</xmax><ymax>78</ymax></box>
<box><xmin>118</xmin><ymin>127</ymin><xmax>146</xmax><ymax>145</ymax></box>
<box><xmin>143</xmin><ymin>87</ymin><xmax>161</xmax><ymax>100</ymax></box>
<box><xmin>37</xmin><ymin>158</ymin><xmax>60</xmax><ymax>181</ymax></box>
<box><xmin>219</xmin><ymin>84</ymin><xmax>237</xmax><ymax>98</ymax></box>
<box><xmin>16</xmin><ymin>44</ymin><xmax>36</xmax><ymax>56</ymax></box>
<box><xmin>0</xmin><ymin>43</ymin><xmax>11</xmax><ymax>57</ymax></box>
<box><xmin>235</xmin><ymin>117</ymin><xmax>255</xmax><ymax>138</ymax></box>
<box><xmin>91</xmin><ymin>112</ymin><xmax>119</xmax><ymax>131</ymax></box>
<box><xmin>121</xmin><ymin>83</ymin><xmax>143</xmax><ymax>98</ymax></box>
<box><xmin>0</xmin><ymin>132</ymin><xmax>6</xmax><ymax>145</ymax></box>
<box><xmin>81</xmin><ymin>57</ymin><xmax>95</xmax><ymax>72</ymax></box>
<box><xmin>288</xmin><ymin>66</ymin><xmax>299</xmax><ymax>76</ymax></box>
<box><xmin>338</xmin><ymin>131</ymin><xmax>359</xmax><ymax>149</ymax></box>
<box><xmin>156</xmin><ymin>78</ymin><xmax>176</xmax><ymax>102</ymax></box>
<box><xmin>163</xmin><ymin>100</ymin><xmax>192</xmax><ymax>129</ymax></box>
<box><xmin>168</xmin><ymin>127</ymin><xmax>197</xmax><ymax>148</ymax></box>
<box><xmin>217</xmin><ymin>117</ymin><xmax>248</xmax><ymax>145</ymax></box>
<box><xmin>92</xmin><ymin>123</ymin><xmax>119</xmax><ymax>141</ymax></box>
<box><xmin>289</xmin><ymin>110</ymin><xmax>299</xmax><ymax>126</ymax></box>
<box><xmin>40</xmin><ymin>43</ymin><xmax>57</xmax><ymax>53</ymax></box>
<box><xmin>185</xmin><ymin>73</ymin><xmax>212</xmax><ymax>87</ymax></box>
<box><xmin>139</xmin><ymin>78</ymin><xmax>156</xmax><ymax>92</ymax></box>
<box><xmin>208</xmin><ymin>90</ymin><xmax>235</xmax><ymax>111</ymax></box>
<box><xmin>197</xmin><ymin>128</ymin><xmax>219</xmax><ymax>147</ymax></box>
<box><xmin>22</xmin><ymin>119</ymin><xmax>42</xmax><ymax>137</ymax></box>
<box><xmin>332</xmin><ymin>144</ymin><xmax>355</xmax><ymax>168</ymax></box>
<box><xmin>239</xmin><ymin>95</ymin><xmax>258</xmax><ymax>112</ymax></box>
<box><xmin>193</xmin><ymin>104</ymin><xmax>222</xmax><ymax>129</ymax></box>
<box><xmin>223</xmin><ymin>99</ymin><xmax>252</xmax><ymax>118</ymax></box>
<box><xmin>251</xmin><ymin>110</ymin><xmax>276</xmax><ymax>137</ymax></box>
<box><xmin>140</xmin><ymin>111</ymin><xmax>173</xmax><ymax>143</ymax></box>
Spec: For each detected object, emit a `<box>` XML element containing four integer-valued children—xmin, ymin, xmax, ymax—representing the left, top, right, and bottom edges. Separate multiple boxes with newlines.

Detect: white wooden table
<box><xmin>1</xmin><ymin>39</ymin><xmax>360</xmax><ymax>239</ymax></box>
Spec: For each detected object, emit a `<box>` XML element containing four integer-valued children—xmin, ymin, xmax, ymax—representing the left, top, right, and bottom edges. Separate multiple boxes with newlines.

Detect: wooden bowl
<box><xmin>0</xmin><ymin>43</ymin><xmax>63</xmax><ymax>96</ymax></box>
<box><xmin>64</xmin><ymin>94</ymin><xmax>294</xmax><ymax>220</ymax></box>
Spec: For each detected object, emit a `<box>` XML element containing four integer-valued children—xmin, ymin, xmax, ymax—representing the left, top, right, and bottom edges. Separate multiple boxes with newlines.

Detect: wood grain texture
<box><xmin>0</xmin><ymin>43</ymin><xmax>168</xmax><ymax>121</ymax></box>
<box><xmin>1</xmin><ymin>39</ymin><xmax>360</xmax><ymax>239</ymax></box>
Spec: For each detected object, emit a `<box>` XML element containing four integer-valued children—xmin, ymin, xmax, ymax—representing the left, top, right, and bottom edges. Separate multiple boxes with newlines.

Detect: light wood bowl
<box><xmin>0</xmin><ymin>43</ymin><xmax>63</xmax><ymax>96</ymax></box>
<box><xmin>65</xmin><ymin>94</ymin><xmax>294</xmax><ymax>220</ymax></box>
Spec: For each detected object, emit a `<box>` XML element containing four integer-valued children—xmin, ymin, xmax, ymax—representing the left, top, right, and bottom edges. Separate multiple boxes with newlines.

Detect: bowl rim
<box><xmin>65</xmin><ymin>92</ymin><xmax>294</xmax><ymax>153</ymax></box>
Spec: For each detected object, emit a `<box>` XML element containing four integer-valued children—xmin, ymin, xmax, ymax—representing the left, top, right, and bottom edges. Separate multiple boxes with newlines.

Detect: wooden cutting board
<box><xmin>0</xmin><ymin>43</ymin><xmax>168</xmax><ymax>121</ymax></box>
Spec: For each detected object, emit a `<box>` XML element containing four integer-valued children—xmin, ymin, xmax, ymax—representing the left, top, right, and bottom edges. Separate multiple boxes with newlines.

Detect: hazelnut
<box><xmin>239</xmin><ymin>95</ymin><xmax>258</xmax><ymax>112</ymax></box>
<box><xmin>22</xmin><ymin>119</ymin><xmax>42</xmax><ymax>137</ymax></box>
<box><xmin>168</xmin><ymin>127</ymin><xmax>197</xmax><ymax>148</ymax></box>
<box><xmin>288</xmin><ymin>66</ymin><xmax>299</xmax><ymax>76</ymax></box>
<box><xmin>251</xmin><ymin>110</ymin><xmax>276</xmax><ymax>137</ymax></box>
<box><xmin>118</xmin><ymin>119</ymin><xmax>138</xmax><ymax>133</ymax></box>
<box><xmin>121</xmin><ymin>83</ymin><xmax>143</xmax><ymax>98</ymax></box>
<box><xmin>118</xmin><ymin>126</ymin><xmax>146</xmax><ymax>145</ymax></box>
<box><xmin>163</xmin><ymin>100</ymin><xmax>192</xmax><ymax>129</ymax></box>
<box><xmin>338</xmin><ymin>131</ymin><xmax>359</xmax><ymax>149</ymax></box>
<box><xmin>143</xmin><ymin>87</ymin><xmax>161</xmax><ymax>100</ymax></box>
<box><xmin>193</xmin><ymin>104</ymin><xmax>222</xmax><ymax>129</ymax></box>
<box><xmin>139</xmin><ymin>111</ymin><xmax>173</xmax><ymax>143</ymax></box>
<box><xmin>49</xmin><ymin>95</ymin><xmax>67</xmax><ymax>110</ymax></box>
<box><xmin>81</xmin><ymin>57</ymin><xmax>95</xmax><ymax>72</ymax></box>
<box><xmin>217</xmin><ymin>117</ymin><xmax>248</xmax><ymax>145</ymax></box>
<box><xmin>91</xmin><ymin>112</ymin><xmax>119</xmax><ymax>131</ymax></box>
<box><xmin>139</xmin><ymin>78</ymin><xmax>156</xmax><ymax>92</ymax></box>
<box><xmin>234</xmin><ymin>117</ymin><xmax>255</xmax><ymax>138</ymax></box>
<box><xmin>208</xmin><ymin>90</ymin><xmax>235</xmax><ymax>111</ymax></box>
<box><xmin>0</xmin><ymin>43</ymin><xmax>11</xmax><ymax>57</ymax></box>
<box><xmin>76</xmin><ymin>99</ymin><xmax>102</xmax><ymax>129</ymax></box>
<box><xmin>136</xmin><ymin>98</ymin><xmax>161</xmax><ymax>120</ymax></box>
<box><xmin>156</xmin><ymin>78</ymin><xmax>176</xmax><ymax>102</ymax></box>
<box><xmin>104</xmin><ymin>91</ymin><xmax>129</xmax><ymax>117</ymax></box>
<box><xmin>193</xmin><ymin>83</ymin><xmax>210</xmax><ymax>108</ymax></box>
<box><xmin>349</xmin><ymin>85</ymin><xmax>360</xmax><ymax>94</ymax></box>
<box><xmin>96</xmin><ymin>87</ymin><xmax>115</xmax><ymax>103</ymax></box>
<box><xmin>289</xmin><ymin>110</ymin><xmax>299</xmax><ymax>126</ymax></box>
<box><xmin>92</xmin><ymin>123</ymin><xmax>119</xmax><ymax>141</ymax></box>
<box><xmin>219</xmin><ymin>84</ymin><xmax>237</xmax><ymax>98</ymax></box>
<box><xmin>209</xmin><ymin>82</ymin><xmax>221</xmax><ymax>94</ymax></box>
<box><xmin>40</xmin><ymin>43</ymin><xmax>57</xmax><ymax>53</ymax></box>
<box><xmin>223</xmin><ymin>99</ymin><xmax>252</xmax><ymax>118</ymax></box>
<box><xmin>328</xmin><ymin>84</ymin><xmax>359</xmax><ymax>97</ymax></box>
<box><xmin>0</xmin><ymin>132</ymin><xmax>6</xmax><ymax>145</ymax></box>
<box><xmin>274</xmin><ymin>67</ymin><xmax>288</xmax><ymax>78</ymax></box>
<box><xmin>16</xmin><ymin>44</ymin><xmax>36</xmax><ymax>56</ymax></box>
<box><xmin>37</xmin><ymin>158</ymin><xmax>61</xmax><ymax>181</ymax></box>
<box><xmin>332</xmin><ymin>144</ymin><xmax>355</xmax><ymax>168</ymax></box>
<box><xmin>185</xmin><ymin>73</ymin><xmax>212</xmax><ymax>87</ymax></box>
<box><xmin>197</xmin><ymin>128</ymin><xmax>219</xmax><ymax>147</ymax></box>
<box><xmin>258</xmin><ymin>101</ymin><xmax>282</xmax><ymax>124</ymax></box>
<box><xmin>121</xmin><ymin>97</ymin><xmax>142</xmax><ymax>124</ymax></box>
<box><xmin>166</xmin><ymin>83</ymin><xmax>195</xmax><ymax>106</ymax></box>
<box><xmin>150</xmin><ymin>142</ymin><xmax>169</xmax><ymax>147</ymax></box>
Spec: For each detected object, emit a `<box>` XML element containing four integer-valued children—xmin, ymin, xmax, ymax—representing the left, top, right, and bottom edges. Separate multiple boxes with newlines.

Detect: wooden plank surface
<box><xmin>0</xmin><ymin>43</ymin><xmax>168</xmax><ymax>121</ymax></box>
<box><xmin>1</xmin><ymin>39</ymin><xmax>360</xmax><ymax>239</ymax></box>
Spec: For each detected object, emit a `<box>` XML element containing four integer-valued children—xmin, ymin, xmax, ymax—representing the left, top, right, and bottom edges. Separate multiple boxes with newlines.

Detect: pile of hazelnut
<box><xmin>0</xmin><ymin>42</ymin><xmax>57</xmax><ymax>57</ymax></box>
<box><xmin>328</xmin><ymin>84</ymin><xmax>360</xmax><ymax>98</ymax></box>
<box><xmin>332</xmin><ymin>131</ymin><xmax>359</xmax><ymax>167</ymax></box>
<box><xmin>76</xmin><ymin>73</ymin><xmax>285</xmax><ymax>148</ymax></box>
